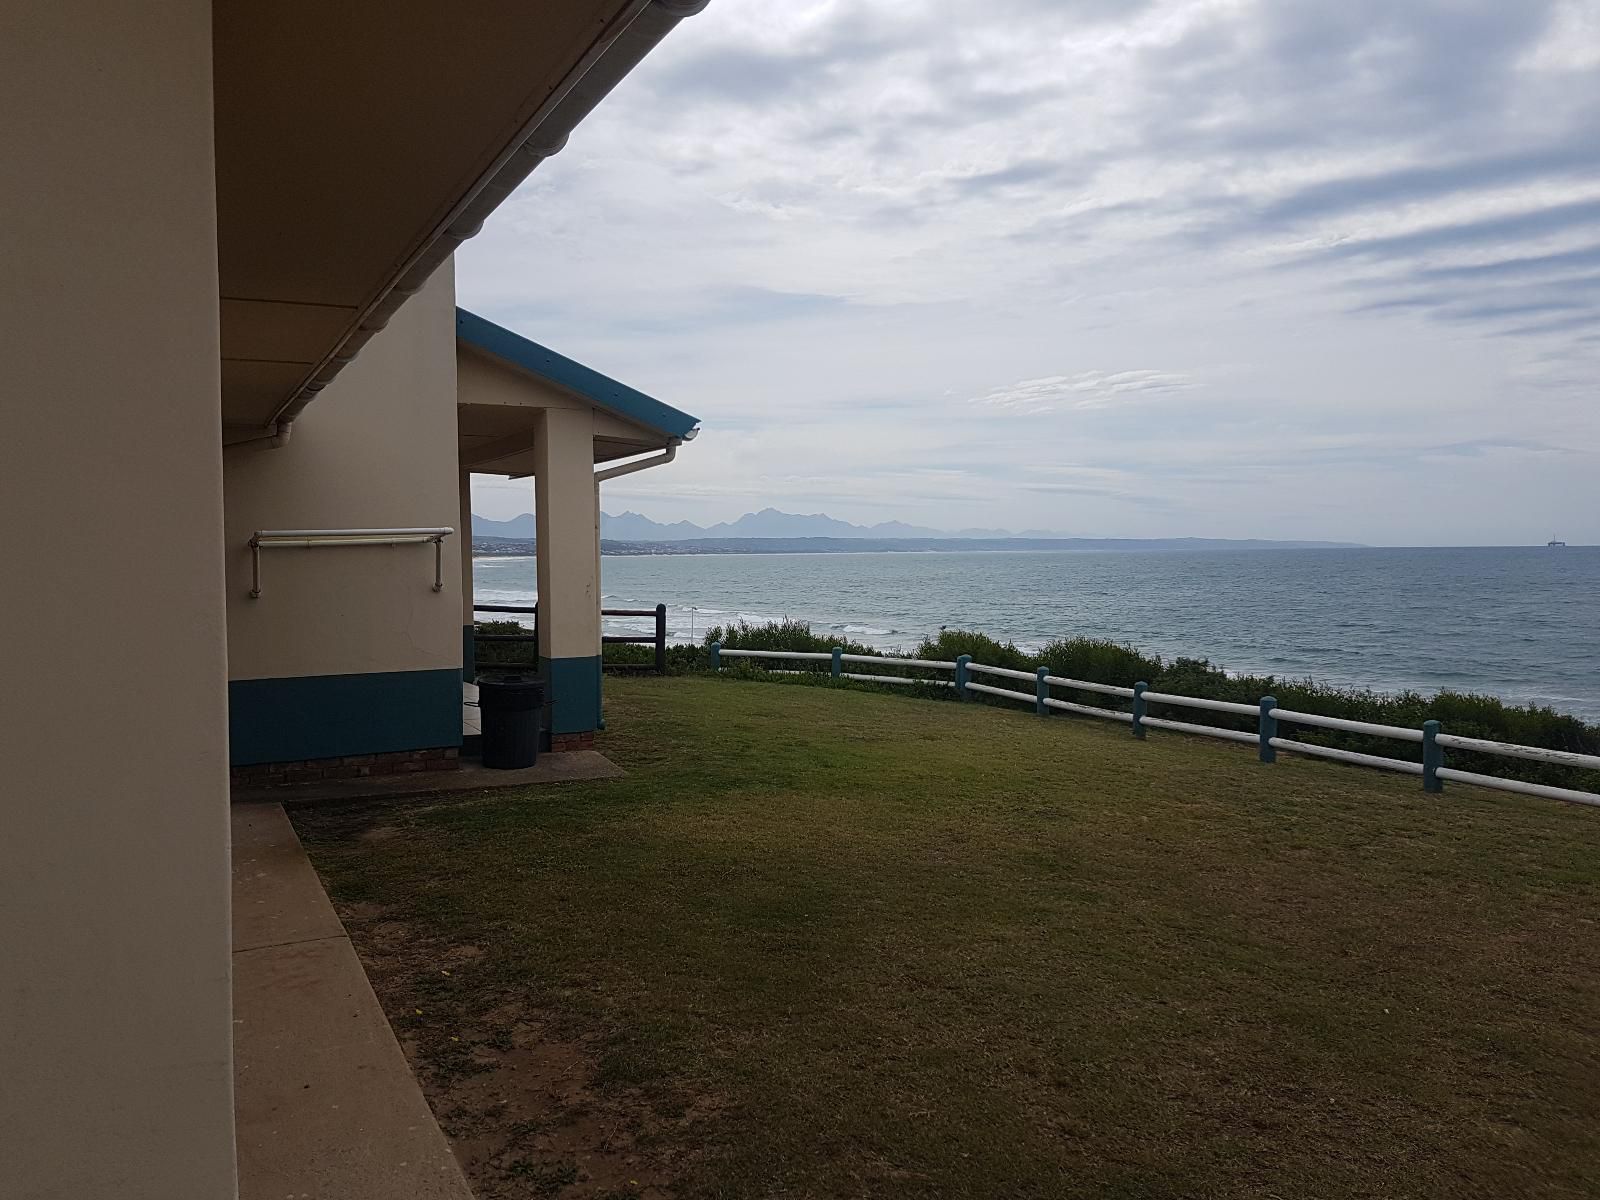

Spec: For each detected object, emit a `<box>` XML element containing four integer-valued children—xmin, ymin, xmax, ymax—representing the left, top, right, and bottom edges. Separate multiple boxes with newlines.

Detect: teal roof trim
<box><xmin>456</xmin><ymin>308</ymin><xmax>699</xmax><ymax>440</ymax></box>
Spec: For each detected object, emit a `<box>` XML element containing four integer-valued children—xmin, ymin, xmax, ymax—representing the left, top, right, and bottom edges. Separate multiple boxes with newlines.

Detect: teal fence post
<box><xmin>1132</xmin><ymin>681</ymin><xmax>1148</xmax><ymax>739</ymax></box>
<box><xmin>955</xmin><ymin>654</ymin><xmax>971</xmax><ymax>700</ymax></box>
<box><xmin>1259</xmin><ymin>696</ymin><xmax>1278</xmax><ymax>763</ymax></box>
<box><xmin>1423</xmin><ymin>720</ymin><xmax>1443</xmax><ymax>793</ymax></box>
<box><xmin>832</xmin><ymin>647</ymin><xmax>843</xmax><ymax>679</ymax></box>
<box><xmin>709</xmin><ymin>641</ymin><xmax>721</xmax><ymax>671</ymax></box>
<box><xmin>1035</xmin><ymin>666</ymin><xmax>1050</xmax><ymax>715</ymax></box>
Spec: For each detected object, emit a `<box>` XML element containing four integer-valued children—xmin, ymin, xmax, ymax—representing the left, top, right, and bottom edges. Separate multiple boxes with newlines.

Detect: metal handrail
<box><xmin>249</xmin><ymin>527</ymin><xmax>452</xmax><ymax>598</ymax></box>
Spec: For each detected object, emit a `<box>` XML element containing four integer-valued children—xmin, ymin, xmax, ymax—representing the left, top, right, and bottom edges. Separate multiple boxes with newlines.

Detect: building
<box><xmin>5</xmin><ymin>2</ymin><xmax>706</xmax><ymax>1195</ymax></box>
<box><xmin>455</xmin><ymin>307</ymin><xmax>701</xmax><ymax>746</ymax></box>
<box><xmin>226</xmin><ymin>296</ymin><xmax>700</xmax><ymax>780</ymax></box>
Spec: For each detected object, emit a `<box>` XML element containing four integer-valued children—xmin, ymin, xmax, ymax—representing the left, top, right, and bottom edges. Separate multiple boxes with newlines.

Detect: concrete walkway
<box><xmin>232</xmin><ymin>802</ymin><xmax>473</xmax><ymax>1200</ymax></box>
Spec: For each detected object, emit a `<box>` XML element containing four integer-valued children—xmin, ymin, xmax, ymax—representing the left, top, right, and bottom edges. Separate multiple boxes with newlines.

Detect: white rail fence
<box><xmin>708</xmin><ymin>644</ymin><xmax>1600</xmax><ymax>810</ymax></box>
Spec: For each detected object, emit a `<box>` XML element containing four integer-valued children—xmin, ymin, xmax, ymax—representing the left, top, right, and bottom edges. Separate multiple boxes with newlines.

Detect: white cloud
<box><xmin>461</xmin><ymin>0</ymin><xmax>1600</xmax><ymax>545</ymax></box>
<box><xmin>972</xmin><ymin>370</ymin><xmax>1199</xmax><ymax>413</ymax></box>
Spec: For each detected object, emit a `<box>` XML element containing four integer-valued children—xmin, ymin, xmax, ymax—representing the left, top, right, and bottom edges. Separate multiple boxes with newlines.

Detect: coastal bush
<box><xmin>599</xmin><ymin>642</ymin><xmax>705</xmax><ymax>671</ymax></box>
<box><xmin>1038</xmin><ymin>636</ymin><xmax>1163</xmax><ymax>687</ymax></box>
<box><xmin>473</xmin><ymin>619</ymin><xmax>537</xmax><ymax>667</ymax></box>
<box><xmin>911</xmin><ymin>629</ymin><xmax>1033</xmax><ymax>672</ymax></box>
<box><xmin>706</xmin><ymin>619</ymin><xmax>860</xmax><ymax>655</ymax></box>
<box><xmin>704</xmin><ymin>620</ymin><xmax>865</xmax><ymax>678</ymax></box>
<box><xmin>698</xmin><ymin>620</ymin><xmax>1600</xmax><ymax>794</ymax></box>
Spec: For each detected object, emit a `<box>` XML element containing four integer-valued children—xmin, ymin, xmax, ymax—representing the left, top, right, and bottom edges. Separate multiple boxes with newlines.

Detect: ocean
<box><xmin>472</xmin><ymin>546</ymin><xmax>1600</xmax><ymax>722</ymax></box>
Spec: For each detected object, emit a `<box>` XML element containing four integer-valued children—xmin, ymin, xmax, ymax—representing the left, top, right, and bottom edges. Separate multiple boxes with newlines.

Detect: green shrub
<box><xmin>912</xmin><ymin>629</ymin><xmax>1033</xmax><ymax>672</ymax></box>
<box><xmin>474</xmin><ymin>619</ymin><xmax>537</xmax><ymax>667</ymax></box>
<box><xmin>1038</xmin><ymin>637</ymin><xmax>1163</xmax><ymax>687</ymax></box>
<box><xmin>602</xmin><ymin>641</ymin><xmax>703</xmax><ymax>672</ymax></box>
<box><xmin>705</xmin><ymin>619</ymin><xmax>877</xmax><ymax>656</ymax></box>
<box><xmin>704</xmin><ymin>620</ymin><xmax>881</xmax><ymax>676</ymax></box>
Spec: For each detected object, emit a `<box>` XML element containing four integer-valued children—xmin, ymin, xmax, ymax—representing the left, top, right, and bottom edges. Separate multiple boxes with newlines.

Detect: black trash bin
<box><xmin>477</xmin><ymin>674</ymin><xmax>545</xmax><ymax>769</ymax></box>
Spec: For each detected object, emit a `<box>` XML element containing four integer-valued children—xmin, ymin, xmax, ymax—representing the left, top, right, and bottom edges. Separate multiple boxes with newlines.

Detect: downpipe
<box><xmin>592</xmin><ymin>438</ymin><xmax>680</xmax><ymax>484</ymax></box>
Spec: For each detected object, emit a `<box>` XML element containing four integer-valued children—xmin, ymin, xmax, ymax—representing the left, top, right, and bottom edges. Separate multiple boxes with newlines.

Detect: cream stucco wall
<box><xmin>458</xmin><ymin>345</ymin><xmax>592</xmax><ymax>411</ymax></box>
<box><xmin>1</xmin><ymin>2</ymin><xmax>238</xmax><ymax>1196</ymax></box>
<box><xmin>456</xmin><ymin>346</ymin><xmax>668</xmax><ymax>458</ymax></box>
<box><xmin>223</xmin><ymin>264</ymin><xmax>462</xmax><ymax>682</ymax></box>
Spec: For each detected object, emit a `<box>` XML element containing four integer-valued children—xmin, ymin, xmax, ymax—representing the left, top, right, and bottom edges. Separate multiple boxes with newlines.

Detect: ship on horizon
<box><xmin>1548</xmin><ymin>537</ymin><xmax>1567</xmax><ymax>547</ymax></box>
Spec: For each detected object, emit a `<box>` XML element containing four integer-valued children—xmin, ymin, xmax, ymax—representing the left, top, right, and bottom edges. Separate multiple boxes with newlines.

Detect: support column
<box><xmin>3</xmin><ymin>2</ymin><xmax>237</xmax><ymax>1195</ymax></box>
<box><xmin>534</xmin><ymin>408</ymin><xmax>601</xmax><ymax>741</ymax></box>
<box><xmin>459</xmin><ymin>469</ymin><xmax>476</xmax><ymax>681</ymax></box>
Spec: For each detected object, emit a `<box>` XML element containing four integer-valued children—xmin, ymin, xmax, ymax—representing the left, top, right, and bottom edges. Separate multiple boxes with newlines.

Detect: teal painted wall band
<box><xmin>1259</xmin><ymin>696</ymin><xmax>1278</xmax><ymax>763</ymax></box>
<box><xmin>229</xmin><ymin>668</ymin><xmax>462</xmax><ymax>766</ymax></box>
<box><xmin>1132</xmin><ymin>681</ymin><xmax>1148</xmax><ymax>739</ymax></box>
<box><xmin>462</xmin><ymin>624</ymin><xmax>476</xmax><ymax>683</ymax></box>
<box><xmin>543</xmin><ymin>654</ymin><xmax>603</xmax><ymax>735</ymax></box>
<box><xmin>1422</xmin><ymin>719</ymin><xmax>1443</xmax><ymax>793</ymax></box>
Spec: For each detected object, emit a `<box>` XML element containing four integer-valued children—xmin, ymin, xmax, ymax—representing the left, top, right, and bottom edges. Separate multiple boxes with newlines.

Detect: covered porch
<box><xmin>455</xmin><ymin>308</ymin><xmax>699</xmax><ymax>749</ymax></box>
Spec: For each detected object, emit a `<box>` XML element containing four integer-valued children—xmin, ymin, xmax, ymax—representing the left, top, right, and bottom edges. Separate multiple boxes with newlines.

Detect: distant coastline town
<box><xmin>471</xmin><ymin>507</ymin><xmax>1361</xmax><ymax>557</ymax></box>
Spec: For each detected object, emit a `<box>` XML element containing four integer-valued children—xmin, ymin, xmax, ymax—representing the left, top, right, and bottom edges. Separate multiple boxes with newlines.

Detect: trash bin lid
<box><xmin>477</xmin><ymin>673</ymin><xmax>545</xmax><ymax>694</ymax></box>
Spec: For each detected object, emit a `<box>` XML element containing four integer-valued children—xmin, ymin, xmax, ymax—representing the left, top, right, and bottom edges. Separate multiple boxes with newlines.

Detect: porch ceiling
<box><xmin>458</xmin><ymin>404</ymin><xmax>672</xmax><ymax>476</ymax></box>
<box><xmin>214</xmin><ymin>0</ymin><xmax>699</xmax><ymax>437</ymax></box>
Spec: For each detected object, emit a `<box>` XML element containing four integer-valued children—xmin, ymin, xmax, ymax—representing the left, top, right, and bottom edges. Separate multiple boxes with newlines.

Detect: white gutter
<box><xmin>259</xmin><ymin>0</ymin><xmax>710</xmax><ymax>440</ymax></box>
<box><xmin>507</xmin><ymin>424</ymin><xmax>695</xmax><ymax>481</ymax></box>
<box><xmin>593</xmin><ymin>439</ymin><xmax>681</xmax><ymax>484</ymax></box>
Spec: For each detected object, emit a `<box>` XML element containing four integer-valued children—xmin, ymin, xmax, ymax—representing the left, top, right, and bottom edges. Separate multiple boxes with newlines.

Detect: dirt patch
<box><xmin>427</xmin><ymin>1022</ymin><xmax>672</xmax><ymax>1200</ymax></box>
<box><xmin>339</xmin><ymin>915</ymin><xmax>712</xmax><ymax>1199</ymax></box>
<box><xmin>340</xmin><ymin>900</ymin><xmax>393</xmax><ymax>920</ymax></box>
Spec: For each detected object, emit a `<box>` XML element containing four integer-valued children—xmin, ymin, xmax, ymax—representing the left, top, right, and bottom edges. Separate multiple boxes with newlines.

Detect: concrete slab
<box><xmin>235</xmin><ymin>939</ymin><xmax>473</xmax><ymax>1200</ymax></box>
<box><xmin>231</xmin><ymin>804</ymin><xmax>474</xmax><ymax>1200</ymax></box>
<box><xmin>233</xmin><ymin>749</ymin><xmax>624</xmax><ymax>807</ymax></box>
<box><xmin>233</xmin><ymin>802</ymin><xmax>346</xmax><ymax>952</ymax></box>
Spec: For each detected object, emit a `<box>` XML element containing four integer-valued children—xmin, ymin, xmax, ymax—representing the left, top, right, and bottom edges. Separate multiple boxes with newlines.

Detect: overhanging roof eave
<box><xmin>455</xmin><ymin>307</ymin><xmax>700</xmax><ymax>442</ymax></box>
<box><xmin>259</xmin><ymin>0</ymin><xmax>709</xmax><ymax>432</ymax></box>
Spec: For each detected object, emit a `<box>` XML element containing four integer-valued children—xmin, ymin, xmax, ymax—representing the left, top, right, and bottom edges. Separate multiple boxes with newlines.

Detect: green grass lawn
<box><xmin>295</xmin><ymin>675</ymin><xmax>1600</xmax><ymax>1200</ymax></box>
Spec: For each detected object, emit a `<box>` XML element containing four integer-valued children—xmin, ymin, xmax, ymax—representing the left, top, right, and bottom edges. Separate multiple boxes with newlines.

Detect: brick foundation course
<box><xmin>231</xmin><ymin>746</ymin><xmax>459</xmax><ymax>788</ymax></box>
<box><xmin>550</xmin><ymin>731</ymin><xmax>595</xmax><ymax>752</ymax></box>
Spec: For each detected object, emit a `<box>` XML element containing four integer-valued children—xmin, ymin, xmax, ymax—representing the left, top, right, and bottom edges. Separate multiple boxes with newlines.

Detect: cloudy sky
<box><xmin>461</xmin><ymin>0</ymin><xmax>1600</xmax><ymax>546</ymax></box>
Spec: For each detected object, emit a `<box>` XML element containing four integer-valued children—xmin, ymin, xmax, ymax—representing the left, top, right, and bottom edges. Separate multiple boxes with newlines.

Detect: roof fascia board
<box><xmin>456</xmin><ymin>307</ymin><xmax>699</xmax><ymax>440</ymax></box>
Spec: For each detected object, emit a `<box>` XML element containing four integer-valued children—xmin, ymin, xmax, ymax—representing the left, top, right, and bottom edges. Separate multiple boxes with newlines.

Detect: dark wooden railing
<box><xmin>601</xmin><ymin>604</ymin><xmax>669</xmax><ymax>675</ymax></box>
<box><xmin>472</xmin><ymin>601</ymin><xmax>668</xmax><ymax>674</ymax></box>
<box><xmin>472</xmin><ymin>602</ymin><xmax>540</xmax><ymax>671</ymax></box>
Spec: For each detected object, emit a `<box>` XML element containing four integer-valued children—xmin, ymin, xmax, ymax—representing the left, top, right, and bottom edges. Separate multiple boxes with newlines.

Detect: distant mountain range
<box><xmin>474</xmin><ymin>507</ymin><xmax>1082</xmax><ymax>542</ymax></box>
<box><xmin>470</xmin><ymin>508</ymin><xmax>1360</xmax><ymax>551</ymax></box>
